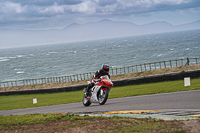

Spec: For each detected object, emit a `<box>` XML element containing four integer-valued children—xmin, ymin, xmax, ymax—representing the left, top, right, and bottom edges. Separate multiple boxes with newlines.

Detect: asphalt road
<box><xmin>0</xmin><ymin>90</ymin><xmax>200</xmax><ymax>116</ymax></box>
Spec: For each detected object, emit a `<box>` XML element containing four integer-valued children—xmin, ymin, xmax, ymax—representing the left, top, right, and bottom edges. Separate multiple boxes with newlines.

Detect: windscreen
<box><xmin>101</xmin><ymin>75</ymin><xmax>109</xmax><ymax>80</ymax></box>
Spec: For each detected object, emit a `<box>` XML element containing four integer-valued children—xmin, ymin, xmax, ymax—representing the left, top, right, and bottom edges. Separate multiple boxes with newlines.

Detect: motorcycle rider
<box><xmin>85</xmin><ymin>64</ymin><xmax>110</xmax><ymax>97</ymax></box>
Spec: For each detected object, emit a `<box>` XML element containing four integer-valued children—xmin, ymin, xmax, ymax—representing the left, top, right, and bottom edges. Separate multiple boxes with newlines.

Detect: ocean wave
<box><xmin>14</xmin><ymin>69</ymin><xmax>21</xmax><ymax>71</ymax></box>
<box><xmin>0</xmin><ymin>59</ymin><xmax>10</xmax><ymax>62</ymax></box>
<box><xmin>0</xmin><ymin>57</ymin><xmax>16</xmax><ymax>62</ymax></box>
<box><xmin>185</xmin><ymin>48</ymin><xmax>190</xmax><ymax>51</ymax></box>
<box><xmin>110</xmin><ymin>66</ymin><xmax>122</xmax><ymax>68</ymax></box>
<box><xmin>17</xmin><ymin>55</ymin><xmax>26</xmax><ymax>58</ymax></box>
<box><xmin>48</xmin><ymin>52</ymin><xmax>59</xmax><ymax>54</ymax></box>
<box><xmin>16</xmin><ymin>71</ymin><xmax>24</xmax><ymax>74</ymax></box>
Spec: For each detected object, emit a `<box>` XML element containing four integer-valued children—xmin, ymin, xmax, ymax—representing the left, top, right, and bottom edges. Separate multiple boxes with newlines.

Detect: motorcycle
<box><xmin>83</xmin><ymin>75</ymin><xmax>113</xmax><ymax>106</ymax></box>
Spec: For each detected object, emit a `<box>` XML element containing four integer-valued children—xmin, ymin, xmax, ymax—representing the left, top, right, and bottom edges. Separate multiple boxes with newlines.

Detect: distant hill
<box><xmin>0</xmin><ymin>19</ymin><xmax>200</xmax><ymax>48</ymax></box>
<box><xmin>62</xmin><ymin>19</ymin><xmax>200</xmax><ymax>37</ymax></box>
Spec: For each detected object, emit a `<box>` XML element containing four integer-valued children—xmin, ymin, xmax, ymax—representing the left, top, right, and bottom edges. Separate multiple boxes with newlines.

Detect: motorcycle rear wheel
<box><xmin>98</xmin><ymin>89</ymin><xmax>109</xmax><ymax>105</ymax></box>
<box><xmin>83</xmin><ymin>95</ymin><xmax>91</xmax><ymax>106</ymax></box>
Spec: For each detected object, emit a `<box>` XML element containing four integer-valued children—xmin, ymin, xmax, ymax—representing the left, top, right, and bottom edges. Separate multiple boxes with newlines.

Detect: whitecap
<box><xmin>48</xmin><ymin>52</ymin><xmax>58</xmax><ymax>54</ymax></box>
<box><xmin>74</xmin><ymin>51</ymin><xmax>77</xmax><ymax>54</ymax></box>
<box><xmin>16</xmin><ymin>71</ymin><xmax>24</xmax><ymax>74</ymax></box>
<box><xmin>157</xmin><ymin>54</ymin><xmax>163</xmax><ymax>57</ymax></box>
<box><xmin>66</xmin><ymin>51</ymin><xmax>74</xmax><ymax>53</ymax></box>
<box><xmin>170</xmin><ymin>49</ymin><xmax>174</xmax><ymax>51</ymax></box>
<box><xmin>185</xmin><ymin>48</ymin><xmax>190</xmax><ymax>51</ymax></box>
<box><xmin>43</xmin><ymin>53</ymin><xmax>50</xmax><ymax>55</ymax></box>
<box><xmin>111</xmin><ymin>66</ymin><xmax>122</xmax><ymax>68</ymax></box>
<box><xmin>8</xmin><ymin>57</ymin><xmax>16</xmax><ymax>59</ymax></box>
<box><xmin>111</xmin><ymin>66</ymin><xmax>117</xmax><ymax>68</ymax></box>
<box><xmin>17</xmin><ymin>55</ymin><xmax>25</xmax><ymax>58</ymax></box>
<box><xmin>0</xmin><ymin>59</ymin><xmax>10</xmax><ymax>62</ymax></box>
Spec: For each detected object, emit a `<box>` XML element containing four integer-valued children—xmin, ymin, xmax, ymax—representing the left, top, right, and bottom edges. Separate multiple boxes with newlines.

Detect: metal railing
<box><xmin>0</xmin><ymin>58</ymin><xmax>199</xmax><ymax>88</ymax></box>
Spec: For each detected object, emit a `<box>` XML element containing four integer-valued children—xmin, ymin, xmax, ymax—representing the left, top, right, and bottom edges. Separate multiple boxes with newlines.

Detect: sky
<box><xmin>0</xmin><ymin>0</ymin><xmax>200</xmax><ymax>30</ymax></box>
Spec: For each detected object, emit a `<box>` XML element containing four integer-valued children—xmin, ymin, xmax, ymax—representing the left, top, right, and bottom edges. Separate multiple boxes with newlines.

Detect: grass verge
<box><xmin>0</xmin><ymin>113</ymin><xmax>187</xmax><ymax>133</ymax></box>
<box><xmin>0</xmin><ymin>77</ymin><xmax>200</xmax><ymax>110</ymax></box>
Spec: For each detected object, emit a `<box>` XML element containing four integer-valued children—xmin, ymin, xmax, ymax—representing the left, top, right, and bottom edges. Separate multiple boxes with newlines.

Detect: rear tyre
<box><xmin>98</xmin><ymin>89</ymin><xmax>109</xmax><ymax>105</ymax></box>
<box><xmin>83</xmin><ymin>94</ymin><xmax>91</xmax><ymax>106</ymax></box>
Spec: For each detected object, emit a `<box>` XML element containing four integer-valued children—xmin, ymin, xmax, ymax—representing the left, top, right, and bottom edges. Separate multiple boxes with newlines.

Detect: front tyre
<box><xmin>83</xmin><ymin>95</ymin><xmax>91</xmax><ymax>106</ymax></box>
<box><xmin>98</xmin><ymin>89</ymin><xmax>109</xmax><ymax>105</ymax></box>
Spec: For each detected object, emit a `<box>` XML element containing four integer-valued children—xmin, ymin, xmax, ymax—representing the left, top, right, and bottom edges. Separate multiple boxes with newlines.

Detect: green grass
<box><xmin>0</xmin><ymin>90</ymin><xmax>83</xmax><ymax>110</ymax></box>
<box><xmin>0</xmin><ymin>77</ymin><xmax>199</xmax><ymax>110</ymax></box>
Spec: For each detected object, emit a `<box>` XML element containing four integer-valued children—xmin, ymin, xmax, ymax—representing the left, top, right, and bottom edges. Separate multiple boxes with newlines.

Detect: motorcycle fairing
<box><xmin>90</xmin><ymin>86</ymin><xmax>101</xmax><ymax>103</ymax></box>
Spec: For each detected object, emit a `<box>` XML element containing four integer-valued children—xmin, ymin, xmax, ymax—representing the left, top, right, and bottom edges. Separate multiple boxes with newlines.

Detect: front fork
<box><xmin>100</xmin><ymin>89</ymin><xmax>104</xmax><ymax>95</ymax></box>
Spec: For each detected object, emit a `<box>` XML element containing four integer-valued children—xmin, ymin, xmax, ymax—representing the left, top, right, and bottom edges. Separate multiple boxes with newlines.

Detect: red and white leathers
<box><xmin>86</xmin><ymin>69</ymin><xmax>110</xmax><ymax>95</ymax></box>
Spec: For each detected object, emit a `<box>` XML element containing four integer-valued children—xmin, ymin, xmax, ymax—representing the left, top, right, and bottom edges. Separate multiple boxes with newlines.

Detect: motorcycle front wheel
<box><xmin>98</xmin><ymin>89</ymin><xmax>109</xmax><ymax>105</ymax></box>
<box><xmin>83</xmin><ymin>95</ymin><xmax>91</xmax><ymax>106</ymax></box>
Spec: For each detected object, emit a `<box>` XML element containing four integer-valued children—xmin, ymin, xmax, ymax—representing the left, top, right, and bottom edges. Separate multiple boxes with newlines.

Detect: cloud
<box><xmin>39</xmin><ymin>3</ymin><xmax>65</xmax><ymax>14</ymax></box>
<box><xmin>0</xmin><ymin>1</ymin><xmax>26</xmax><ymax>14</ymax></box>
<box><xmin>0</xmin><ymin>0</ymin><xmax>199</xmax><ymax>29</ymax></box>
<box><xmin>71</xmin><ymin>1</ymin><xmax>97</xmax><ymax>14</ymax></box>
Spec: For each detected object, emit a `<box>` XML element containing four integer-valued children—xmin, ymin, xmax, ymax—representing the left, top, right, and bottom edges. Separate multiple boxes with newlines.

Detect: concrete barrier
<box><xmin>0</xmin><ymin>69</ymin><xmax>200</xmax><ymax>96</ymax></box>
<box><xmin>112</xmin><ymin>69</ymin><xmax>200</xmax><ymax>86</ymax></box>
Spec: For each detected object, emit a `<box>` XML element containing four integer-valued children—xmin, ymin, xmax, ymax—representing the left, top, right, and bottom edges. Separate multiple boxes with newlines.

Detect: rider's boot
<box><xmin>84</xmin><ymin>85</ymin><xmax>90</xmax><ymax>96</ymax></box>
<box><xmin>85</xmin><ymin>82</ymin><xmax>94</xmax><ymax>98</ymax></box>
<box><xmin>85</xmin><ymin>86</ymin><xmax>91</xmax><ymax>100</ymax></box>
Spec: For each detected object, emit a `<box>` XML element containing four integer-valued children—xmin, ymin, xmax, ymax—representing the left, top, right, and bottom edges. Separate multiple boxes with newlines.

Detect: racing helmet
<box><xmin>102</xmin><ymin>64</ymin><xmax>109</xmax><ymax>73</ymax></box>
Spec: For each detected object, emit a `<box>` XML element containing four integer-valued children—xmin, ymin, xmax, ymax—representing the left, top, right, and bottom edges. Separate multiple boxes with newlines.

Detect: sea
<box><xmin>0</xmin><ymin>29</ymin><xmax>200</xmax><ymax>82</ymax></box>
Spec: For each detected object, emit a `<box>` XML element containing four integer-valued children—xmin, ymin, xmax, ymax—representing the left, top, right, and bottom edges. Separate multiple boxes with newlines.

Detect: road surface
<box><xmin>0</xmin><ymin>90</ymin><xmax>200</xmax><ymax>116</ymax></box>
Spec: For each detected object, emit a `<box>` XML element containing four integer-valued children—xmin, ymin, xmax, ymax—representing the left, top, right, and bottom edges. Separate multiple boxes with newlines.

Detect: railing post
<box><xmin>164</xmin><ymin>61</ymin><xmax>166</xmax><ymax>68</ymax></box>
<box><xmin>170</xmin><ymin>60</ymin><xmax>172</xmax><ymax>68</ymax></box>
<box><xmin>132</xmin><ymin>66</ymin><xmax>133</xmax><ymax>73</ymax></box>
<box><xmin>159</xmin><ymin>62</ymin><xmax>161</xmax><ymax>69</ymax></box>
<box><xmin>181</xmin><ymin>59</ymin><xmax>183</xmax><ymax>66</ymax></box>
<box><xmin>80</xmin><ymin>74</ymin><xmax>82</xmax><ymax>80</ymax></box>
<box><xmin>149</xmin><ymin>63</ymin><xmax>151</xmax><ymax>71</ymax></box>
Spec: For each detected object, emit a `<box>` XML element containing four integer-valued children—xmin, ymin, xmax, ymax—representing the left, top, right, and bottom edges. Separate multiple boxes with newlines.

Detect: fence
<box><xmin>0</xmin><ymin>58</ymin><xmax>199</xmax><ymax>88</ymax></box>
